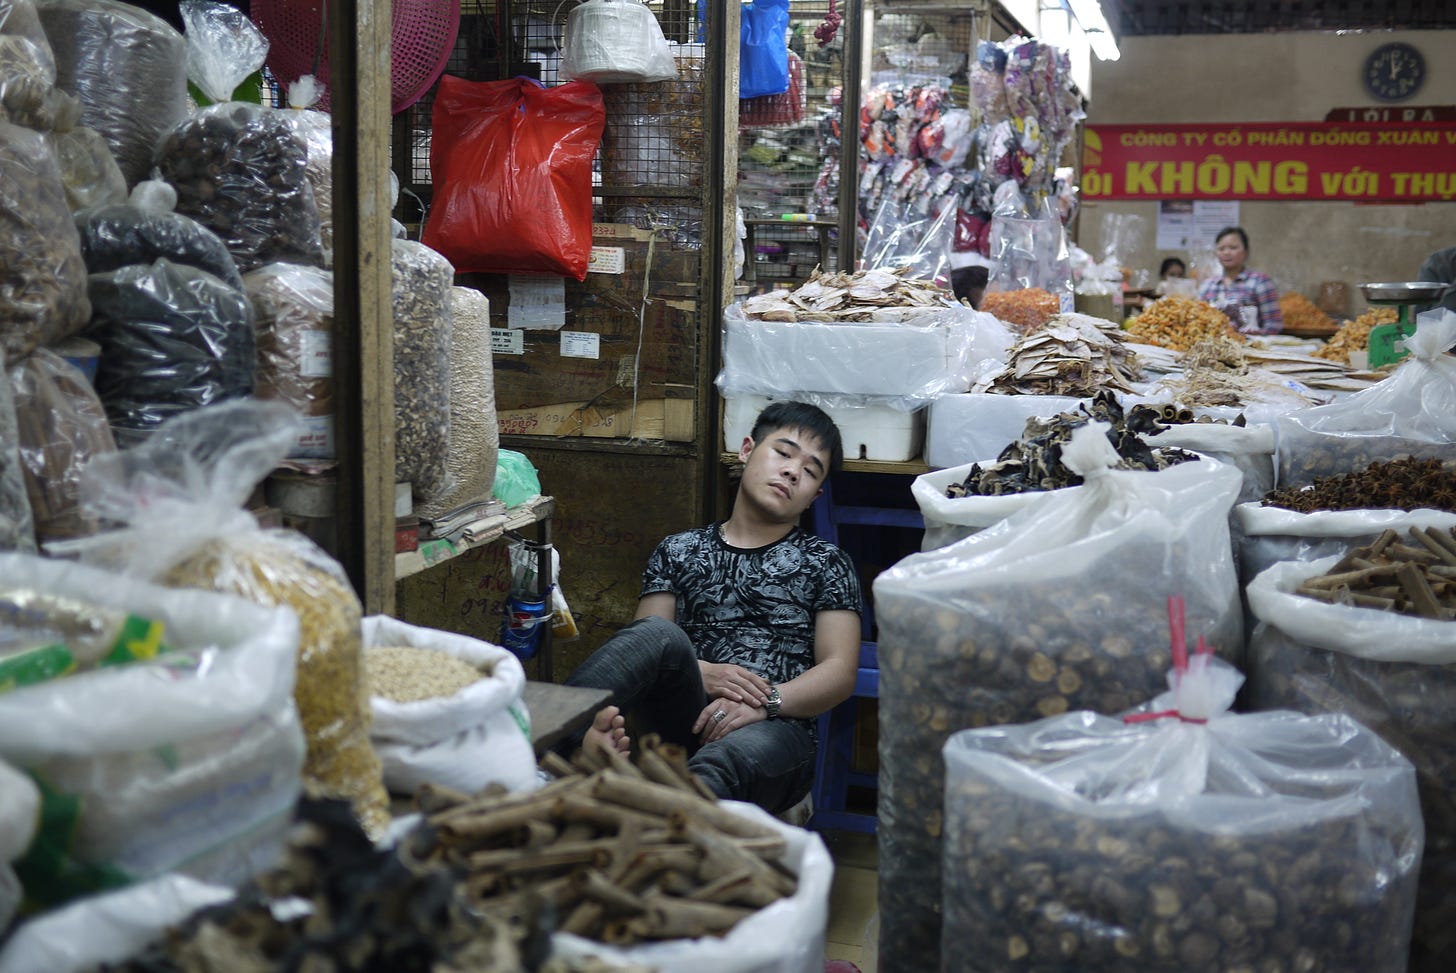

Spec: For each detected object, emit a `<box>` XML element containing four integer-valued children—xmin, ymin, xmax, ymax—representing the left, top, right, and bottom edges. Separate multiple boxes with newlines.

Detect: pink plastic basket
<box><xmin>251</xmin><ymin>0</ymin><xmax>460</xmax><ymax>114</ymax></box>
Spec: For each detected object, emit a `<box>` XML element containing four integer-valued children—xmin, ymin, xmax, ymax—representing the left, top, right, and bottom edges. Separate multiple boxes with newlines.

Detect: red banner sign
<box><xmin>1081</xmin><ymin>122</ymin><xmax>1456</xmax><ymax>202</ymax></box>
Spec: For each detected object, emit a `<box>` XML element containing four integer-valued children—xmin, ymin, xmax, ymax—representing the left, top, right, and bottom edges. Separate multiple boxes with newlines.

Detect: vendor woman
<box><xmin>1197</xmin><ymin>226</ymin><xmax>1283</xmax><ymax>334</ymax></box>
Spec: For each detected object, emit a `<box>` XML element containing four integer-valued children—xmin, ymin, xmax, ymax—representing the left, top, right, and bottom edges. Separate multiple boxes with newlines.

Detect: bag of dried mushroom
<box><xmin>152</xmin><ymin>2</ymin><xmax>321</xmax><ymax>272</ymax></box>
<box><xmin>0</xmin><ymin>118</ymin><xmax>91</xmax><ymax>366</ymax></box>
<box><xmin>0</xmin><ymin>549</ymin><xmax>304</xmax><ymax>909</ymax></box>
<box><xmin>362</xmin><ymin>614</ymin><xmax>535</xmax><ymax>796</ymax></box>
<box><xmin>873</xmin><ymin>423</ymin><xmax>1244</xmax><ymax>973</ymax></box>
<box><xmin>1276</xmin><ymin>309</ymin><xmax>1456</xmax><ymax>487</ymax></box>
<box><xmin>942</xmin><ymin>653</ymin><xmax>1423</xmax><ymax>973</ymax></box>
<box><xmin>1247</xmin><ymin>552</ymin><xmax>1456</xmax><ymax>973</ymax></box>
<box><xmin>61</xmin><ymin>399</ymin><xmax>392</xmax><ymax>840</ymax></box>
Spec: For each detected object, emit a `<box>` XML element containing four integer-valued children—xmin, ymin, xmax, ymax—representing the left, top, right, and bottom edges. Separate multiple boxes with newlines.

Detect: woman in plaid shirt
<box><xmin>1197</xmin><ymin>226</ymin><xmax>1284</xmax><ymax>334</ymax></box>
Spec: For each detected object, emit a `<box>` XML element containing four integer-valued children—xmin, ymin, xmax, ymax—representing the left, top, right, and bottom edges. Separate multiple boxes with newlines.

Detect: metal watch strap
<box><xmin>765</xmin><ymin>685</ymin><xmax>781</xmax><ymax>719</ymax></box>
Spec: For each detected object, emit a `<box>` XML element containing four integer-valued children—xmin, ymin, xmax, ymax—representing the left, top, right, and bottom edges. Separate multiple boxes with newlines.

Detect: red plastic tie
<box><xmin>1123</xmin><ymin>709</ymin><xmax>1208</xmax><ymax>726</ymax></box>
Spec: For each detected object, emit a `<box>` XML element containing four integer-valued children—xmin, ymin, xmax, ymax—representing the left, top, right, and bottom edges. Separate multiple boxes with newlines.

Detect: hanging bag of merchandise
<box><xmin>421</xmin><ymin>75</ymin><xmax>604</xmax><ymax>280</ymax></box>
<box><xmin>560</xmin><ymin>0</ymin><xmax>677</xmax><ymax>84</ymax></box>
<box><xmin>739</xmin><ymin>0</ymin><xmax>790</xmax><ymax>99</ymax></box>
<box><xmin>740</xmin><ymin>49</ymin><xmax>805</xmax><ymax>128</ymax></box>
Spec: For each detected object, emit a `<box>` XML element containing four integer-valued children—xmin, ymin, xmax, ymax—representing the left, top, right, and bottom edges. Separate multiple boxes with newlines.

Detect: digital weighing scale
<box><xmin>1358</xmin><ymin>281</ymin><xmax>1450</xmax><ymax>368</ymax></box>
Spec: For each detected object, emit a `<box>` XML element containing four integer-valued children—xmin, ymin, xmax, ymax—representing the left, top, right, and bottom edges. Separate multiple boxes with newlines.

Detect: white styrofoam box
<box><xmin>925</xmin><ymin>392</ymin><xmax>1086</xmax><ymax>469</ymax></box>
<box><xmin>723</xmin><ymin>395</ymin><xmax>925</xmax><ymax>463</ymax></box>
<box><xmin>718</xmin><ymin>303</ymin><xmax>976</xmax><ymax>401</ymax></box>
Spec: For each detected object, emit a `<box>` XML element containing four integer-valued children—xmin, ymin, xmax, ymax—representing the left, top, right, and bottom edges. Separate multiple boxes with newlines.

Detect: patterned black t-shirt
<box><xmin>640</xmin><ymin>524</ymin><xmax>862</xmax><ymax>685</ymax></box>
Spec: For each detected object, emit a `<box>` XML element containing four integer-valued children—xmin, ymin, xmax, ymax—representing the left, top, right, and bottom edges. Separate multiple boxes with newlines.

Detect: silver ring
<box><xmin>712</xmin><ymin>710</ymin><xmax>727</xmax><ymax>724</ymax></box>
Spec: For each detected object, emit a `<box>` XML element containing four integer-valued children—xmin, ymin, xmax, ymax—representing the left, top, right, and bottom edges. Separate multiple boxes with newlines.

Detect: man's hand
<box><xmin>699</xmin><ymin>660</ymin><xmax>771</xmax><ymax>707</ymax></box>
<box><xmin>692</xmin><ymin>698</ymin><xmax>764</xmax><ymax>745</ymax></box>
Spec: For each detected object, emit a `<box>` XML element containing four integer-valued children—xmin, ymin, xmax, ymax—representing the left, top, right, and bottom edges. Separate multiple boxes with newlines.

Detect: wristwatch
<box><xmin>764</xmin><ymin>686</ymin><xmax>782</xmax><ymax>719</ymax></box>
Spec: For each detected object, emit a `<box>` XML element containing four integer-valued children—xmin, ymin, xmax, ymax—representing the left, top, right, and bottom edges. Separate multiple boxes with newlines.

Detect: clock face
<box><xmin>1364</xmin><ymin>42</ymin><xmax>1425</xmax><ymax>103</ymax></box>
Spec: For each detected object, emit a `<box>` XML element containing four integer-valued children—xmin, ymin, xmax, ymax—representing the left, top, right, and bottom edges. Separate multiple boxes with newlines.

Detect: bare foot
<box><xmin>583</xmin><ymin>705</ymin><xmax>631</xmax><ymax>757</ymax></box>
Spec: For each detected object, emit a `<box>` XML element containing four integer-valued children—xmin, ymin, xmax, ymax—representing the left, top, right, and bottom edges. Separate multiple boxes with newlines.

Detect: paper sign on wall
<box><xmin>589</xmin><ymin>246</ymin><xmax>626</xmax><ymax>274</ymax></box>
<box><xmin>560</xmin><ymin>331</ymin><xmax>600</xmax><ymax>359</ymax></box>
<box><xmin>507</xmin><ymin>276</ymin><xmax>566</xmax><ymax>330</ymax></box>
<box><xmin>491</xmin><ymin>328</ymin><xmax>524</xmax><ymax>355</ymax></box>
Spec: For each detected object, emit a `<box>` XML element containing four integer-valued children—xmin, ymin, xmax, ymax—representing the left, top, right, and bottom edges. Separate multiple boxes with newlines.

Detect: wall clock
<box><xmin>1364</xmin><ymin>42</ymin><xmax>1425</xmax><ymax>103</ymax></box>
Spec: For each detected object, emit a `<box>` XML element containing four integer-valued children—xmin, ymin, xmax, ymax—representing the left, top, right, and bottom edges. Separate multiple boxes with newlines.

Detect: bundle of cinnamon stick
<box><xmin>409</xmin><ymin>737</ymin><xmax>799</xmax><ymax>945</ymax></box>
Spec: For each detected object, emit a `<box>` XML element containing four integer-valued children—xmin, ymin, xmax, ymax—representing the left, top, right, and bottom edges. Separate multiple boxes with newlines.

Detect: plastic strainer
<box><xmin>251</xmin><ymin>0</ymin><xmax>460</xmax><ymax>114</ymax></box>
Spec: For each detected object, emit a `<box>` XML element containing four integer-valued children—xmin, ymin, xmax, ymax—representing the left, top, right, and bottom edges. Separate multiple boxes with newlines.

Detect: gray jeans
<box><xmin>563</xmin><ymin>615</ymin><xmax>816</xmax><ymax>814</ymax></box>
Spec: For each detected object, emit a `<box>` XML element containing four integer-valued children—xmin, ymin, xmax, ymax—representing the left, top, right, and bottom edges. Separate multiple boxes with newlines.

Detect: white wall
<box><xmin>1077</xmin><ymin>29</ymin><xmax>1456</xmax><ymax>310</ymax></box>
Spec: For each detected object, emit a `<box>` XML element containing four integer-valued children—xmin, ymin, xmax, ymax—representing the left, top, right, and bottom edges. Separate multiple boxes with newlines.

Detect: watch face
<box><xmin>1364</xmin><ymin>42</ymin><xmax>1425</xmax><ymax>103</ymax></box>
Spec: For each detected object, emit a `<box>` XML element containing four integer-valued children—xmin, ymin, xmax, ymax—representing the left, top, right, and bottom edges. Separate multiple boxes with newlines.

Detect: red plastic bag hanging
<box><xmin>421</xmin><ymin>76</ymin><xmax>605</xmax><ymax>279</ymax></box>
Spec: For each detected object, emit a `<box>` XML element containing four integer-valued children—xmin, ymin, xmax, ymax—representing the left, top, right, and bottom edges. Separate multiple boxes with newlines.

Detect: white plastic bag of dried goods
<box><xmin>550</xmin><ymin>801</ymin><xmax>833</xmax><ymax>973</ymax></box>
<box><xmin>1233</xmin><ymin>504</ymin><xmax>1456</xmax><ymax>586</ymax></box>
<box><xmin>1143</xmin><ymin>419</ymin><xmax>1274</xmax><ymax>505</ymax></box>
<box><xmin>940</xmin><ymin>655</ymin><xmax>1423</xmax><ymax>973</ymax></box>
<box><xmin>0</xmin><ymin>758</ymin><xmax>38</xmax><ymax>864</ymax></box>
<box><xmin>0</xmin><ymin>873</ymin><xmax>233</xmax><ymax>973</ymax></box>
<box><xmin>362</xmin><ymin>614</ymin><xmax>535</xmax><ymax>796</ymax></box>
<box><xmin>1276</xmin><ymin>308</ymin><xmax>1456</xmax><ymax>487</ymax></box>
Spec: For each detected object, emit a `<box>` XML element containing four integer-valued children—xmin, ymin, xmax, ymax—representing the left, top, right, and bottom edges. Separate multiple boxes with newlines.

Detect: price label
<box><xmin>491</xmin><ymin>328</ymin><xmax>524</xmax><ymax>355</ymax></box>
<box><xmin>560</xmin><ymin>331</ymin><xmax>600</xmax><ymax>359</ymax></box>
<box><xmin>589</xmin><ymin>246</ymin><xmax>626</xmax><ymax>274</ymax></box>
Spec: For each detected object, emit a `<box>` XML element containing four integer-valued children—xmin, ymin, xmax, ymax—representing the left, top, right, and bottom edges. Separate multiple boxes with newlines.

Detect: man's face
<box><xmin>737</xmin><ymin>426</ymin><xmax>830</xmax><ymax>521</ymax></box>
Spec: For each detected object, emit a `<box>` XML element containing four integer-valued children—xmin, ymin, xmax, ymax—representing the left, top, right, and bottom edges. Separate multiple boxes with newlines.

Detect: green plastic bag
<box><xmin>492</xmin><ymin>450</ymin><xmax>541</xmax><ymax>508</ymax></box>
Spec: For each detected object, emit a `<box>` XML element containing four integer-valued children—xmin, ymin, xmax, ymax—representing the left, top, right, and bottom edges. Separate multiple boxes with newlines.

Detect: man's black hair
<box><xmin>1158</xmin><ymin>257</ymin><xmax>1186</xmax><ymax>277</ymax></box>
<box><xmin>749</xmin><ymin>401</ymin><xmax>844</xmax><ymax>474</ymax></box>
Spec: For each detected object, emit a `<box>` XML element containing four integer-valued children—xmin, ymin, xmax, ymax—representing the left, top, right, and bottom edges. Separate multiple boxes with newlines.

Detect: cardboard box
<box><xmin>498</xmin><ymin>389</ymin><xmax>695</xmax><ymax>442</ymax></box>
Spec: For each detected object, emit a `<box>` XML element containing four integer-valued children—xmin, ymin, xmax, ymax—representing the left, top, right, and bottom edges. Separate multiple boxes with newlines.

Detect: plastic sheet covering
<box><xmin>0</xmin><ymin>362</ymin><xmax>36</xmax><ymax>552</ymax></box>
<box><xmin>86</xmin><ymin>257</ymin><xmax>255</xmax><ymax>446</ymax></box>
<box><xmin>34</xmin><ymin>0</ymin><xmax>187</xmax><ymax>186</ymax></box>
<box><xmin>8</xmin><ymin>347</ymin><xmax>115</xmax><ymax>543</ymax></box>
<box><xmin>155</xmin><ymin>102</ymin><xmax>324</xmax><ymax>272</ymax></box>
<box><xmin>1276</xmin><ymin>310</ymin><xmax>1456</xmax><ymax>487</ymax></box>
<box><xmin>561</xmin><ymin>0</ymin><xmax>676</xmax><ymax>84</ymax></box>
<box><xmin>941</xmin><ymin>655</ymin><xmax>1422</xmax><ymax>973</ymax></box>
<box><xmin>75</xmin><ymin>184</ymin><xmax>245</xmax><ymax>291</ymax></box>
<box><xmin>45</xmin><ymin>124</ymin><xmax>125</xmax><ymax>211</ymax></box>
<box><xmin>414</xmin><ymin>286</ymin><xmax>498</xmax><ymax>520</ymax></box>
<box><xmin>716</xmin><ymin>302</ymin><xmax>979</xmax><ymax>412</ymax></box>
<box><xmin>985</xmin><ymin>187</ymin><xmax>1074</xmax><ymax>313</ymax></box>
<box><xmin>179</xmin><ymin>0</ymin><xmax>267</xmax><ymax>106</ymax></box>
<box><xmin>244</xmin><ymin>262</ymin><xmax>334</xmax><ymax>460</ymax></box>
<box><xmin>861</xmin><ymin>195</ymin><xmax>957</xmax><ymax>288</ymax></box>
<box><xmin>391</xmin><ymin>240</ymin><xmax>453</xmax><ymax>502</ymax></box>
<box><xmin>61</xmin><ymin>401</ymin><xmax>392</xmax><ymax>841</ymax></box>
<box><xmin>0</xmin><ymin>550</ymin><xmax>303</xmax><ymax>908</ymax></box>
<box><xmin>872</xmin><ymin>425</ymin><xmax>1244</xmax><ymax>973</ymax></box>
<box><xmin>1246</xmin><ymin>556</ymin><xmax>1456</xmax><ymax>971</ymax></box>
<box><xmin>0</xmin><ymin>119</ymin><xmax>91</xmax><ymax>365</ymax></box>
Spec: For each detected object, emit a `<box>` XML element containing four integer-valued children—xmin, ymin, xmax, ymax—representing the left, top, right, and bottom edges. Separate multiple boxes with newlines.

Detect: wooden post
<box><xmin>329</xmin><ymin>0</ymin><xmax>396</xmax><ymax>615</ymax></box>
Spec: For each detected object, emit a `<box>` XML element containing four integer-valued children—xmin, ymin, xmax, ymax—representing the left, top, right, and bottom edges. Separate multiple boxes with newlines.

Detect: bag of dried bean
<box><xmin>1276</xmin><ymin>309</ymin><xmax>1456</xmax><ymax>487</ymax></box>
<box><xmin>1247</xmin><ymin>555</ymin><xmax>1456</xmax><ymax>973</ymax></box>
<box><xmin>942</xmin><ymin>653</ymin><xmax>1423</xmax><ymax>973</ymax></box>
<box><xmin>873</xmin><ymin>422</ymin><xmax>1244</xmax><ymax>973</ymax></box>
<box><xmin>362</xmin><ymin>615</ymin><xmax>535</xmax><ymax>797</ymax></box>
<box><xmin>58</xmin><ymin>399</ymin><xmax>392</xmax><ymax>841</ymax></box>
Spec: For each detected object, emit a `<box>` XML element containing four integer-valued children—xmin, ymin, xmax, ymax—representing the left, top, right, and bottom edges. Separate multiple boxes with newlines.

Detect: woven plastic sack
<box><xmin>34</xmin><ymin>0</ymin><xmax>188</xmax><ymax>186</ymax></box>
<box><xmin>738</xmin><ymin>0</ymin><xmax>789</xmax><ymax>99</ymax></box>
<box><xmin>59</xmin><ymin>400</ymin><xmax>392</xmax><ymax>841</ymax></box>
<box><xmin>0</xmin><ymin>550</ymin><xmax>303</xmax><ymax>909</ymax></box>
<box><xmin>872</xmin><ymin>424</ymin><xmax>1244</xmax><ymax>973</ymax></box>
<box><xmin>75</xmin><ymin>181</ymin><xmax>244</xmax><ymax>291</ymax></box>
<box><xmin>0</xmin><ymin>119</ymin><xmax>91</xmax><ymax>366</ymax></box>
<box><xmin>561</xmin><ymin>0</ymin><xmax>676</xmax><ymax>84</ymax></box>
<box><xmin>1276</xmin><ymin>309</ymin><xmax>1456</xmax><ymax>487</ymax></box>
<box><xmin>244</xmin><ymin>263</ymin><xmax>335</xmax><ymax>460</ymax></box>
<box><xmin>86</xmin><ymin>257</ymin><xmax>256</xmax><ymax>446</ymax></box>
<box><xmin>363</xmin><ymin>614</ymin><xmax>535</xmax><ymax>797</ymax></box>
<box><xmin>8</xmin><ymin>347</ymin><xmax>116</xmax><ymax>543</ymax></box>
<box><xmin>421</xmin><ymin>75</ymin><xmax>603</xmax><ymax>279</ymax></box>
<box><xmin>550</xmin><ymin>801</ymin><xmax>833</xmax><ymax>973</ymax></box>
<box><xmin>1247</xmin><ymin>556</ymin><xmax>1456</xmax><ymax>972</ymax></box>
<box><xmin>942</xmin><ymin>653</ymin><xmax>1423</xmax><ymax>973</ymax></box>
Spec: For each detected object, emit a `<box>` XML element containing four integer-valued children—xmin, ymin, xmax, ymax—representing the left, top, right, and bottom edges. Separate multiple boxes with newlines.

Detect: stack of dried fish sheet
<box><xmin>972</xmin><ymin>312</ymin><xmax>1142</xmax><ymax>396</ymax></box>
<box><xmin>948</xmin><ymin>391</ymin><xmax>1198</xmax><ymax>497</ymax></box>
<box><xmin>1242</xmin><ymin>340</ymin><xmax>1380</xmax><ymax>393</ymax></box>
<box><xmin>739</xmin><ymin>266</ymin><xmax>961</xmax><ymax>322</ymax></box>
<box><xmin>1148</xmin><ymin>336</ymin><xmax>1326</xmax><ymax>410</ymax></box>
